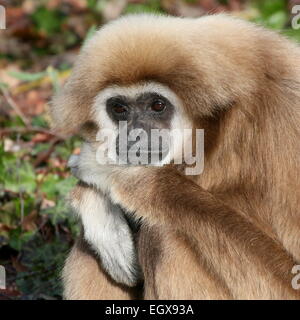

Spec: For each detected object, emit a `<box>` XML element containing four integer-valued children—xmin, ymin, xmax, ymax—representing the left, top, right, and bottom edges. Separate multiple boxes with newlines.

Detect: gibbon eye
<box><xmin>151</xmin><ymin>100</ymin><xmax>166</xmax><ymax>112</ymax></box>
<box><xmin>112</xmin><ymin>103</ymin><xmax>128</xmax><ymax>114</ymax></box>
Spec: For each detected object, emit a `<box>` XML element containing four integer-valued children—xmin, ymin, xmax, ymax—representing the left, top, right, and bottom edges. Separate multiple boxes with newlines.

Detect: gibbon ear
<box><xmin>49</xmin><ymin>46</ymin><xmax>106</xmax><ymax>138</ymax></box>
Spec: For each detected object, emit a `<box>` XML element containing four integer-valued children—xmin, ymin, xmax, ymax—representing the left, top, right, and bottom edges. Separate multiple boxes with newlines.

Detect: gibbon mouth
<box><xmin>117</xmin><ymin>148</ymin><xmax>170</xmax><ymax>164</ymax></box>
<box><xmin>118</xmin><ymin>149</ymin><xmax>169</xmax><ymax>156</ymax></box>
<box><xmin>136</xmin><ymin>149</ymin><xmax>169</xmax><ymax>155</ymax></box>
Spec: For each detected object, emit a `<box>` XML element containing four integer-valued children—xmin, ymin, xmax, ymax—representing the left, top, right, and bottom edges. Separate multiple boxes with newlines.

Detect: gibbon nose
<box><xmin>116</xmin><ymin>135</ymin><xmax>141</xmax><ymax>157</ymax></box>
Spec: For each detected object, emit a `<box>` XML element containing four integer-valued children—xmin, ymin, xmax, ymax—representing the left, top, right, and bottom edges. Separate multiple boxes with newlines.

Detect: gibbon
<box><xmin>51</xmin><ymin>14</ymin><xmax>300</xmax><ymax>299</ymax></box>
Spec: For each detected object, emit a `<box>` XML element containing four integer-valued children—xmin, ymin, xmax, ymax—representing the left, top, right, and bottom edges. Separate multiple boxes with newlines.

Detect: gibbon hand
<box><xmin>67</xmin><ymin>154</ymin><xmax>141</xmax><ymax>287</ymax></box>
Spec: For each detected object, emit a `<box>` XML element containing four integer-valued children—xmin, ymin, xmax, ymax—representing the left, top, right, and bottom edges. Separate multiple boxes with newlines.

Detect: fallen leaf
<box><xmin>162</xmin><ymin>0</ymin><xmax>206</xmax><ymax>17</ymax></box>
<box><xmin>31</xmin><ymin>133</ymin><xmax>53</xmax><ymax>143</ymax></box>
<box><xmin>72</xmin><ymin>147</ymin><xmax>81</xmax><ymax>155</ymax></box>
<box><xmin>21</xmin><ymin>210</ymin><xmax>38</xmax><ymax>232</ymax></box>
<box><xmin>0</xmin><ymin>65</ymin><xmax>23</xmax><ymax>88</ymax></box>
<box><xmin>4</xmin><ymin>138</ymin><xmax>21</xmax><ymax>152</ymax></box>
<box><xmin>22</xmin><ymin>0</ymin><xmax>38</xmax><ymax>14</ymax></box>
<box><xmin>11</xmin><ymin>256</ymin><xmax>27</xmax><ymax>272</ymax></box>
<box><xmin>102</xmin><ymin>0</ymin><xmax>127</xmax><ymax>22</ymax></box>
<box><xmin>0</xmin><ymin>223</ymin><xmax>15</xmax><ymax>232</ymax></box>
<box><xmin>41</xmin><ymin>198</ymin><xmax>56</xmax><ymax>210</ymax></box>
<box><xmin>14</xmin><ymin>89</ymin><xmax>48</xmax><ymax>116</ymax></box>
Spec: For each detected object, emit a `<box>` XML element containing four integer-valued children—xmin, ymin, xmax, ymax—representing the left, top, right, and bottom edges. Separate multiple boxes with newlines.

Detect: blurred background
<box><xmin>0</xmin><ymin>0</ymin><xmax>299</xmax><ymax>300</ymax></box>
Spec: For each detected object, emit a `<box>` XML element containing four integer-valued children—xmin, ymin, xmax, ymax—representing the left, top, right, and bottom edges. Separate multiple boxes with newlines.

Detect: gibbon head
<box><xmin>51</xmin><ymin>14</ymin><xmax>296</xmax><ymax>168</ymax></box>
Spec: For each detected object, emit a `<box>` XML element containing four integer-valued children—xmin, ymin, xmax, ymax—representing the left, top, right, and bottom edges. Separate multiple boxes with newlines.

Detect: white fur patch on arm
<box><xmin>69</xmin><ymin>186</ymin><xmax>140</xmax><ymax>287</ymax></box>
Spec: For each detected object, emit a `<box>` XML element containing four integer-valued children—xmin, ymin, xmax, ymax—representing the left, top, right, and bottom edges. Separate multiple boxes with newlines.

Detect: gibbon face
<box><xmin>92</xmin><ymin>82</ymin><xmax>192</xmax><ymax>166</ymax></box>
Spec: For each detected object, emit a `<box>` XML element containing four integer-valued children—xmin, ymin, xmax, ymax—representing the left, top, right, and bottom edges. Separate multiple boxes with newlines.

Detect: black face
<box><xmin>106</xmin><ymin>92</ymin><xmax>175</xmax><ymax>164</ymax></box>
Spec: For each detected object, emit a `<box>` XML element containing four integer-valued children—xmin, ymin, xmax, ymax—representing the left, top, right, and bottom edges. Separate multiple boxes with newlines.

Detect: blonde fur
<box><xmin>52</xmin><ymin>14</ymin><xmax>300</xmax><ymax>299</ymax></box>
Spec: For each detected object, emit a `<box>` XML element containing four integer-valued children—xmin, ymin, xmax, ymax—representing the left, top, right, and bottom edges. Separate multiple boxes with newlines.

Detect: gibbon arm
<box><xmin>112</xmin><ymin>166</ymin><xmax>300</xmax><ymax>299</ymax></box>
<box><xmin>71</xmin><ymin>155</ymin><xmax>300</xmax><ymax>299</ymax></box>
<box><xmin>62</xmin><ymin>233</ymin><xmax>140</xmax><ymax>300</ymax></box>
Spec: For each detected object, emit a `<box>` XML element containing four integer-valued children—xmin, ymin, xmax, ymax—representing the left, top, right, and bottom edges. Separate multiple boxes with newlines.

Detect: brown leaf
<box><xmin>22</xmin><ymin>0</ymin><xmax>38</xmax><ymax>14</ymax></box>
<box><xmin>0</xmin><ymin>287</ymin><xmax>21</xmax><ymax>299</ymax></box>
<box><xmin>21</xmin><ymin>210</ymin><xmax>38</xmax><ymax>232</ymax></box>
<box><xmin>0</xmin><ymin>65</ymin><xmax>23</xmax><ymax>88</ymax></box>
<box><xmin>66</xmin><ymin>0</ymin><xmax>88</xmax><ymax>12</ymax></box>
<box><xmin>49</xmin><ymin>157</ymin><xmax>67</xmax><ymax>170</ymax></box>
<box><xmin>228</xmin><ymin>0</ymin><xmax>244</xmax><ymax>11</ymax></box>
<box><xmin>41</xmin><ymin>198</ymin><xmax>55</xmax><ymax>210</ymax></box>
<box><xmin>14</xmin><ymin>89</ymin><xmax>48</xmax><ymax>116</ymax></box>
<box><xmin>162</xmin><ymin>0</ymin><xmax>206</xmax><ymax>17</ymax></box>
<box><xmin>72</xmin><ymin>147</ymin><xmax>81</xmax><ymax>155</ymax></box>
<box><xmin>0</xmin><ymin>223</ymin><xmax>14</xmax><ymax>232</ymax></box>
<box><xmin>6</xmin><ymin>7</ymin><xmax>26</xmax><ymax>26</ymax></box>
<box><xmin>31</xmin><ymin>133</ymin><xmax>53</xmax><ymax>143</ymax></box>
<box><xmin>11</xmin><ymin>256</ymin><xmax>27</xmax><ymax>272</ymax></box>
<box><xmin>102</xmin><ymin>0</ymin><xmax>127</xmax><ymax>22</ymax></box>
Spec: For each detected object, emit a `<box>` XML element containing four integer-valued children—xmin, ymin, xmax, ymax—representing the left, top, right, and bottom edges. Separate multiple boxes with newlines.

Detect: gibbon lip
<box><xmin>119</xmin><ymin>149</ymin><xmax>169</xmax><ymax>155</ymax></box>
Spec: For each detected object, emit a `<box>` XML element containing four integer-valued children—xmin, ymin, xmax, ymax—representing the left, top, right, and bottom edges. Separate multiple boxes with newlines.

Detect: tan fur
<box><xmin>111</xmin><ymin>167</ymin><xmax>300</xmax><ymax>299</ymax></box>
<box><xmin>62</xmin><ymin>233</ymin><xmax>139</xmax><ymax>300</ymax></box>
<box><xmin>52</xmin><ymin>14</ymin><xmax>300</xmax><ymax>299</ymax></box>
